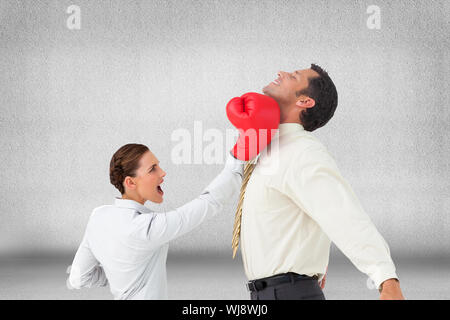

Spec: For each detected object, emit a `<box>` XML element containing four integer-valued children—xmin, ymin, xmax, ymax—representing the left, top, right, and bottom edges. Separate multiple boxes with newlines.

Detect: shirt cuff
<box><xmin>225</xmin><ymin>151</ymin><xmax>246</xmax><ymax>174</ymax></box>
<box><xmin>371</xmin><ymin>268</ymin><xmax>399</xmax><ymax>291</ymax></box>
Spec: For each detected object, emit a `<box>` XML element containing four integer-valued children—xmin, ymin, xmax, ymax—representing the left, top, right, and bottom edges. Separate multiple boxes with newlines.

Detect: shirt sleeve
<box><xmin>130</xmin><ymin>152</ymin><xmax>245</xmax><ymax>248</ymax></box>
<box><xmin>284</xmin><ymin>146</ymin><xmax>398</xmax><ymax>290</ymax></box>
<box><xmin>68</xmin><ymin>230</ymin><xmax>108</xmax><ymax>290</ymax></box>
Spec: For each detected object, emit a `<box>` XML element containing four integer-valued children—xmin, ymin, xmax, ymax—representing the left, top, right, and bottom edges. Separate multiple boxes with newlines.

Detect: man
<box><xmin>233</xmin><ymin>64</ymin><xmax>405</xmax><ymax>300</ymax></box>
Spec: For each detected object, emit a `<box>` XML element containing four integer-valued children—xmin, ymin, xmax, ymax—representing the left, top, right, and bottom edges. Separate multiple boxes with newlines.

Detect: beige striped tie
<box><xmin>231</xmin><ymin>161</ymin><xmax>256</xmax><ymax>259</ymax></box>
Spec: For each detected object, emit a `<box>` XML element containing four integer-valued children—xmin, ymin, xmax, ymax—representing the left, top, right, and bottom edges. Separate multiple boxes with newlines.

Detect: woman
<box><xmin>67</xmin><ymin>143</ymin><xmax>244</xmax><ymax>299</ymax></box>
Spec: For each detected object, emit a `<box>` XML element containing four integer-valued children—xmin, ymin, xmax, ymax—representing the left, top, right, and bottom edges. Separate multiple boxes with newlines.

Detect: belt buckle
<box><xmin>246</xmin><ymin>281</ymin><xmax>257</xmax><ymax>292</ymax></box>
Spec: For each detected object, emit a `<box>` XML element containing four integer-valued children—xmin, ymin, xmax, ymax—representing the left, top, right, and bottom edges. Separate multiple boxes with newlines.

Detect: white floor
<box><xmin>0</xmin><ymin>252</ymin><xmax>448</xmax><ymax>300</ymax></box>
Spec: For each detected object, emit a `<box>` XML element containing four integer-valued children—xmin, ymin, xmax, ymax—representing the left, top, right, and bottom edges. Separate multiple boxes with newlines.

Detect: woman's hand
<box><xmin>226</xmin><ymin>92</ymin><xmax>280</xmax><ymax>161</ymax></box>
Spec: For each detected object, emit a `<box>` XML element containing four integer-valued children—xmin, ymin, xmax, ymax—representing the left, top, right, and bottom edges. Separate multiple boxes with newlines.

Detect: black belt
<box><xmin>246</xmin><ymin>272</ymin><xmax>319</xmax><ymax>292</ymax></box>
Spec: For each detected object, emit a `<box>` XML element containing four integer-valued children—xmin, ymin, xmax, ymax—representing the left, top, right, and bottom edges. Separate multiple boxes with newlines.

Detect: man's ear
<box><xmin>295</xmin><ymin>96</ymin><xmax>316</xmax><ymax>109</ymax></box>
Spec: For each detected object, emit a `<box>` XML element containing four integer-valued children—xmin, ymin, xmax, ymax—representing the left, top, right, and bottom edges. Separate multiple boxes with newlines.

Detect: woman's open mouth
<box><xmin>157</xmin><ymin>185</ymin><xmax>164</xmax><ymax>195</ymax></box>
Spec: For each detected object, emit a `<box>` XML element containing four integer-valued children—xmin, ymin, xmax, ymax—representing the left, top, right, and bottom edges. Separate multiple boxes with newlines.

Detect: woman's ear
<box><xmin>123</xmin><ymin>176</ymin><xmax>136</xmax><ymax>190</ymax></box>
<box><xmin>295</xmin><ymin>96</ymin><xmax>316</xmax><ymax>109</ymax></box>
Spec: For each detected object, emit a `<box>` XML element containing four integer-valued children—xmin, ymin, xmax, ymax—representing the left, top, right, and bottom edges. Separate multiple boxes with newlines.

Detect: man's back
<box><xmin>240</xmin><ymin>122</ymin><xmax>397</xmax><ymax>291</ymax></box>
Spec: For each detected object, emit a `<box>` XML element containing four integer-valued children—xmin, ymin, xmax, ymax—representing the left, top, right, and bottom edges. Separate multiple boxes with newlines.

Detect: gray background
<box><xmin>0</xmin><ymin>0</ymin><xmax>449</xmax><ymax>299</ymax></box>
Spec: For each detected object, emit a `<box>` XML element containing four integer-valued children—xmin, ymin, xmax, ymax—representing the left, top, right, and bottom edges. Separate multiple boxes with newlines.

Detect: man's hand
<box><xmin>379</xmin><ymin>278</ymin><xmax>405</xmax><ymax>300</ymax></box>
<box><xmin>318</xmin><ymin>266</ymin><xmax>327</xmax><ymax>289</ymax></box>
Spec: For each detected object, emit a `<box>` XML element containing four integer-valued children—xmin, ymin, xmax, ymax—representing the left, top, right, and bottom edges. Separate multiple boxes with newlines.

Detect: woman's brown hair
<box><xmin>110</xmin><ymin>143</ymin><xmax>149</xmax><ymax>194</ymax></box>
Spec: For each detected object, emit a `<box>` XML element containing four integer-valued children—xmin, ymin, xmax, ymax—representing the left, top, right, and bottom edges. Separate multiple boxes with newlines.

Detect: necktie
<box><xmin>231</xmin><ymin>161</ymin><xmax>256</xmax><ymax>259</ymax></box>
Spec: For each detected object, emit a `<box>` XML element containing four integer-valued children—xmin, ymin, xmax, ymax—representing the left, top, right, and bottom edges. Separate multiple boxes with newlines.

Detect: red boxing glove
<box><xmin>226</xmin><ymin>92</ymin><xmax>280</xmax><ymax>161</ymax></box>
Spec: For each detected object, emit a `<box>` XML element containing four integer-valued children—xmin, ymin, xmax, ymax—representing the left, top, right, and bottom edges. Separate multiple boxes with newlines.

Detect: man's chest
<box><xmin>242</xmin><ymin>149</ymin><xmax>294</xmax><ymax>215</ymax></box>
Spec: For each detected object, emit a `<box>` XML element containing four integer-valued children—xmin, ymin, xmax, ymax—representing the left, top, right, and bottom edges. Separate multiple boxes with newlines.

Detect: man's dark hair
<box><xmin>296</xmin><ymin>63</ymin><xmax>338</xmax><ymax>131</ymax></box>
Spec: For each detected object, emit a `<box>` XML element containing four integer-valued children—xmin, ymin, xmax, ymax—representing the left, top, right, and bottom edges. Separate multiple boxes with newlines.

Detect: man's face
<box><xmin>262</xmin><ymin>68</ymin><xmax>319</xmax><ymax>106</ymax></box>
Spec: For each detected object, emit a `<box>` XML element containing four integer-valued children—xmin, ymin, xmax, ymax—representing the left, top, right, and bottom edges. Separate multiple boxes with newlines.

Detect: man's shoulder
<box><xmin>284</xmin><ymin>131</ymin><xmax>329</xmax><ymax>157</ymax></box>
<box><xmin>284</xmin><ymin>133</ymin><xmax>338</xmax><ymax>170</ymax></box>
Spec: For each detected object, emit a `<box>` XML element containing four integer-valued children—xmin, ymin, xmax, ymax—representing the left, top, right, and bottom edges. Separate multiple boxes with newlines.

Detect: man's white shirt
<box><xmin>240</xmin><ymin>123</ymin><xmax>398</xmax><ymax>290</ymax></box>
<box><xmin>68</xmin><ymin>153</ymin><xmax>244</xmax><ymax>299</ymax></box>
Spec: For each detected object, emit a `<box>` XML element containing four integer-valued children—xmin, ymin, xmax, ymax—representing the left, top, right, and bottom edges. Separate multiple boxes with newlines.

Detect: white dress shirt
<box><xmin>240</xmin><ymin>123</ymin><xmax>398</xmax><ymax>290</ymax></box>
<box><xmin>68</xmin><ymin>153</ymin><xmax>244</xmax><ymax>299</ymax></box>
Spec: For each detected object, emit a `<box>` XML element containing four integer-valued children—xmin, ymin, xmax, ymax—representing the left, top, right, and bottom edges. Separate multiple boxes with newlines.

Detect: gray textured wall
<box><xmin>0</xmin><ymin>0</ymin><xmax>449</xmax><ymax>258</ymax></box>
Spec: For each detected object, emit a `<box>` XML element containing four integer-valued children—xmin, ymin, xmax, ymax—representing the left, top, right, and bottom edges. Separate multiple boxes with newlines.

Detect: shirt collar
<box><xmin>114</xmin><ymin>197</ymin><xmax>152</xmax><ymax>214</ymax></box>
<box><xmin>254</xmin><ymin>122</ymin><xmax>305</xmax><ymax>163</ymax></box>
<box><xmin>278</xmin><ymin>122</ymin><xmax>305</xmax><ymax>138</ymax></box>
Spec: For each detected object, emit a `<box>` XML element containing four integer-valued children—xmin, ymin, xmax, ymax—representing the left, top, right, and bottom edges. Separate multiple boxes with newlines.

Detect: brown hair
<box><xmin>110</xmin><ymin>143</ymin><xmax>149</xmax><ymax>194</ymax></box>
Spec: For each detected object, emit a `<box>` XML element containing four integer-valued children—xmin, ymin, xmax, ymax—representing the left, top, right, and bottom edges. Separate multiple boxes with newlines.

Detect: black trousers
<box><xmin>249</xmin><ymin>274</ymin><xmax>326</xmax><ymax>300</ymax></box>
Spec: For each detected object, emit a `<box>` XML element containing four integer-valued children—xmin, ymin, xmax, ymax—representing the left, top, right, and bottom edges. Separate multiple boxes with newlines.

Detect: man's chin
<box><xmin>262</xmin><ymin>85</ymin><xmax>271</xmax><ymax>96</ymax></box>
<box><xmin>262</xmin><ymin>87</ymin><xmax>277</xmax><ymax>100</ymax></box>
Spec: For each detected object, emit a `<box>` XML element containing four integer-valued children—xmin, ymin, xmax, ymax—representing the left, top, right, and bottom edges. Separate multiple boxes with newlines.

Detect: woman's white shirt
<box><xmin>67</xmin><ymin>153</ymin><xmax>244</xmax><ymax>299</ymax></box>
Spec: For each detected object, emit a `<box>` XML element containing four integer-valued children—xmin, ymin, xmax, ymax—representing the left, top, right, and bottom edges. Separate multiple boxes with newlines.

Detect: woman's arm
<box><xmin>130</xmin><ymin>152</ymin><xmax>244</xmax><ymax>248</ymax></box>
<box><xmin>67</xmin><ymin>230</ymin><xmax>108</xmax><ymax>289</ymax></box>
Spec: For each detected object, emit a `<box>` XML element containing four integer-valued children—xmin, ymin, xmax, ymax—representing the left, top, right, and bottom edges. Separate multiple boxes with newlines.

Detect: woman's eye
<box><xmin>149</xmin><ymin>167</ymin><xmax>154</xmax><ymax>173</ymax></box>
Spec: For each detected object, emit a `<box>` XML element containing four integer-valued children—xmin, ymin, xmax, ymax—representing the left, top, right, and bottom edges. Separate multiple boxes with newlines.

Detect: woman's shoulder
<box><xmin>89</xmin><ymin>204</ymin><xmax>154</xmax><ymax>224</ymax></box>
<box><xmin>91</xmin><ymin>204</ymin><xmax>114</xmax><ymax>215</ymax></box>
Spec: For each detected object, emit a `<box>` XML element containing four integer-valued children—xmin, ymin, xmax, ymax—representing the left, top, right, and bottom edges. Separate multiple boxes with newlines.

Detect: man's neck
<box><xmin>279</xmin><ymin>108</ymin><xmax>302</xmax><ymax>124</ymax></box>
<box><xmin>280</xmin><ymin>120</ymin><xmax>301</xmax><ymax>124</ymax></box>
<box><xmin>279</xmin><ymin>114</ymin><xmax>302</xmax><ymax>124</ymax></box>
